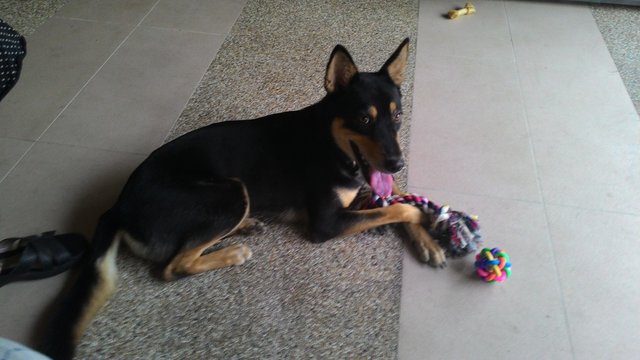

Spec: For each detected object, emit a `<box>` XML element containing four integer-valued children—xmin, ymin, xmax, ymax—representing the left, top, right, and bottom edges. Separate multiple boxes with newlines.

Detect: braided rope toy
<box><xmin>475</xmin><ymin>248</ymin><xmax>511</xmax><ymax>282</ymax></box>
<box><xmin>368</xmin><ymin>193</ymin><xmax>482</xmax><ymax>258</ymax></box>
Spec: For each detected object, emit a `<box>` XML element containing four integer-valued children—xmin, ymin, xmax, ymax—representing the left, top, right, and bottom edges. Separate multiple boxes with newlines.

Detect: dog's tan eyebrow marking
<box><xmin>390</xmin><ymin>101</ymin><xmax>397</xmax><ymax>113</ymax></box>
<box><xmin>368</xmin><ymin>106</ymin><xmax>378</xmax><ymax>120</ymax></box>
<box><xmin>331</xmin><ymin>117</ymin><xmax>385</xmax><ymax>169</ymax></box>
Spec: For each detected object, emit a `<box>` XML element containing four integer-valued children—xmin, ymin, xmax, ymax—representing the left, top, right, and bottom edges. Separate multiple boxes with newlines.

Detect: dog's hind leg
<box><xmin>162</xmin><ymin>239</ymin><xmax>252</xmax><ymax>281</ymax></box>
<box><xmin>160</xmin><ymin>179</ymin><xmax>254</xmax><ymax>281</ymax></box>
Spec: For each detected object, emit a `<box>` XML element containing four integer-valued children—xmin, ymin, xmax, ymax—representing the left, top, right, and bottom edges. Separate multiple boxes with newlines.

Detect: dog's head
<box><xmin>327</xmin><ymin>38</ymin><xmax>409</xmax><ymax>175</ymax></box>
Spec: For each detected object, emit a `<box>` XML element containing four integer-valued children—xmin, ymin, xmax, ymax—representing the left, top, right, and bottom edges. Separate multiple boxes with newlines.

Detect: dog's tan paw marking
<box><xmin>427</xmin><ymin>247</ymin><xmax>447</xmax><ymax>269</ymax></box>
<box><xmin>226</xmin><ymin>244</ymin><xmax>252</xmax><ymax>266</ymax></box>
<box><xmin>415</xmin><ymin>242</ymin><xmax>447</xmax><ymax>269</ymax></box>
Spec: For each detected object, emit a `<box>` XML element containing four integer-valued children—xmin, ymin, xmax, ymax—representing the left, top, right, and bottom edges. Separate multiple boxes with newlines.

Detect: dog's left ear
<box><xmin>380</xmin><ymin>38</ymin><xmax>410</xmax><ymax>87</ymax></box>
<box><xmin>325</xmin><ymin>45</ymin><xmax>359</xmax><ymax>93</ymax></box>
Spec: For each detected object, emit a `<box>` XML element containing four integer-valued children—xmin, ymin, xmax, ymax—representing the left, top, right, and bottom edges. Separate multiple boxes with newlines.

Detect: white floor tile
<box><xmin>142</xmin><ymin>0</ymin><xmax>247</xmax><ymax>34</ymax></box>
<box><xmin>0</xmin><ymin>142</ymin><xmax>144</xmax><ymax>239</ymax></box>
<box><xmin>518</xmin><ymin>62</ymin><xmax>640</xmax><ymax>214</ymax></box>
<box><xmin>506</xmin><ymin>1</ymin><xmax>616</xmax><ymax>72</ymax></box>
<box><xmin>0</xmin><ymin>138</ymin><xmax>31</xmax><ymax>180</ymax></box>
<box><xmin>0</xmin><ymin>143</ymin><xmax>145</xmax><ymax>345</ymax></box>
<box><xmin>399</xmin><ymin>191</ymin><xmax>572</xmax><ymax>360</ymax></box>
<box><xmin>0</xmin><ymin>18</ymin><xmax>132</xmax><ymax>140</ymax></box>
<box><xmin>547</xmin><ymin>205</ymin><xmax>640</xmax><ymax>359</ymax></box>
<box><xmin>57</xmin><ymin>0</ymin><xmax>158</xmax><ymax>25</ymax></box>
<box><xmin>40</xmin><ymin>27</ymin><xmax>224</xmax><ymax>154</ymax></box>
<box><xmin>0</xmin><ymin>273</ymin><xmax>71</xmax><ymax>348</ymax></box>
<box><xmin>403</xmin><ymin>1</ymin><xmax>640</xmax><ymax>359</ymax></box>
<box><xmin>409</xmin><ymin>55</ymin><xmax>540</xmax><ymax>202</ymax></box>
<box><xmin>417</xmin><ymin>0</ymin><xmax>513</xmax><ymax>64</ymax></box>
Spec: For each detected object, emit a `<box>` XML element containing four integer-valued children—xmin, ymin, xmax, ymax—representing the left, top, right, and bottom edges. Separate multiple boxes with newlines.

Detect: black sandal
<box><xmin>0</xmin><ymin>231</ymin><xmax>87</xmax><ymax>287</ymax></box>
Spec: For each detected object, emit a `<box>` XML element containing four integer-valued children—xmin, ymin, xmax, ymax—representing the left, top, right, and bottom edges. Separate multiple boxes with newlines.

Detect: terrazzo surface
<box><xmin>0</xmin><ymin>0</ymin><xmax>70</xmax><ymax>36</ymax></box>
<box><xmin>591</xmin><ymin>4</ymin><xmax>640</xmax><ymax>112</ymax></box>
<box><xmin>75</xmin><ymin>0</ymin><xmax>419</xmax><ymax>358</ymax></box>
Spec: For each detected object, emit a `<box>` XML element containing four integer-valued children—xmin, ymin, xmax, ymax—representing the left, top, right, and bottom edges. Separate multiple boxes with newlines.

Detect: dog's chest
<box><xmin>335</xmin><ymin>187</ymin><xmax>360</xmax><ymax>208</ymax></box>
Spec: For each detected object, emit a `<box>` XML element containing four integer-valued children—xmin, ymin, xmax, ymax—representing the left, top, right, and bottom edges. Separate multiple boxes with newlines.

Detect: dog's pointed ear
<box><xmin>324</xmin><ymin>45</ymin><xmax>358</xmax><ymax>93</ymax></box>
<box><xmin>380</xmin><ymin>38</ymin><xmax>410</xmax><ymax>87</ymax></box>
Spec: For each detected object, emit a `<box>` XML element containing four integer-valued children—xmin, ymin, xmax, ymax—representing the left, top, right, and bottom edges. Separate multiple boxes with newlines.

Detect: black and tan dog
<box><xmin>44</xmin><ymin>38</ymin><xmax>446</xmax><ymax>359</ymax></box>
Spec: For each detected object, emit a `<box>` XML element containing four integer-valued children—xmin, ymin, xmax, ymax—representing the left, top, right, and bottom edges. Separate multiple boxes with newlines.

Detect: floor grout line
<box><xmin>52</xmin><ymin>15</ymin><xmax>132</xmax><ymax>26</ymax></box>
<box><xmin>141</xmin><ymin>24</ymin><xmax>227</xmax><ymax>36</ymax></box>
<box><xmin>0</xmin><ymin>142</ymin><xmax>35</xmax><ymax>184</ymax></box>
<box><xmin>0</xmin><ymin>0</ymin><xmax>163</xmax><ymax>186</ymax></box>
<box><xmin>53</xmin><ymin>15</ymin><xmax>229</xmax><ymax>36</ymax></box>
<box><xmin>33</xmin><ymin>0</ymin><xmax>162</xmax><ymax>144</ymax></box>
<box><xmin>503</xmin><ymin>1</ymin><xmax>577</xmax><ymax>358</ymax></box>
<box><xmin>0</xmin><ymin>136</ymin><xmax>34</xmax><ymax>143</ymax></box>
<box><xmin>35</xmin><ymin>139</ymin><xmax>150</xmax><ymax>156</ymax></box>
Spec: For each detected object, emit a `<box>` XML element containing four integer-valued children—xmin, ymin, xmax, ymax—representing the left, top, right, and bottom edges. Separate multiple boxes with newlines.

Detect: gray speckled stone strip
<box><xmin>77</xmin><ymin>0</ymin><xmax>418</xmax><ymax>358</ymax></box>
<box><xmin>0</xmin><ymin>0</ymin><xmax>70</xmax><ymax>36</ymax></box>
<box><xmin>591</xmin><ymin>4</ymin><xmax>640</xmax><ymax>113</ymax></box>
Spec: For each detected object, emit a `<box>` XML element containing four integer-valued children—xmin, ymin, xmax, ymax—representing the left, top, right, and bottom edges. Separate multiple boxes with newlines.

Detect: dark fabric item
<box><xmin>0</xmin><ymin>18</ymin><xmax>27</xmax><ymax>101</ymax></box>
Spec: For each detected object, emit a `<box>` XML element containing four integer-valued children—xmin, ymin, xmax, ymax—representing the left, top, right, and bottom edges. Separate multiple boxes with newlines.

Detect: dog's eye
<box><xmin>360</xmin><ymin>115</ymin><xmax>371</xmax><ymax>125</ymax></box>
<box><xmin>393</xmin><ymin>111</ymin><xmax>403</xmax><ymax>122</ymax></box>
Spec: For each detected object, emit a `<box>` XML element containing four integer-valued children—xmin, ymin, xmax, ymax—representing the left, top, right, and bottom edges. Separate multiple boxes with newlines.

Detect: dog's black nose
<box><xmin>384</xmin><ymin>157</ymin><xmax>405</xmax><ymax>173</ymax></box>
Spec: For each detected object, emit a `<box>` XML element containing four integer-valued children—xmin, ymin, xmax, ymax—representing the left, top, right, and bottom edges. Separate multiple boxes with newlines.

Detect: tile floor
<box><xmin>1</xmin><ymin>0</ymin><xmax>639</xmax><ymax>359</ymax></box>
<box><xmin>0</xmin><ymin>0</ymin><xmax>245</xmax><ymax>346</ymax></box>
<box><xmin>400</xmin><ymin>1</ymin><xmax>639</xmax><ymax>359</ymax></box>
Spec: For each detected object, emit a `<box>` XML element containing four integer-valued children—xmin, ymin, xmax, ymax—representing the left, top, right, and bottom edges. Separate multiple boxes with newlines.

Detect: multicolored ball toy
<box><xmin>475</xmin><ymin>248</ymin><xmax>511</xmax><ymax>283</ymax></box>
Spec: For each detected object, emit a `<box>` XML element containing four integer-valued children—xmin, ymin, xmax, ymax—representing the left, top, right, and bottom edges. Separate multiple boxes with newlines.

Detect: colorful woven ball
<box><xmin>475</xmin><ymin>248</ymin><xmax>511</xmax><ymax>283</ymax></box>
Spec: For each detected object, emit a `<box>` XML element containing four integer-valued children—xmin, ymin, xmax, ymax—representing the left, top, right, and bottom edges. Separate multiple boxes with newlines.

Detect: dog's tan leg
<box><xmin>392</xmin><ymin>182</ymin><xmax>447</xmax><ymax>268</ymax></box>
<box><xmin>338</xmin><ymin>203</ymin><xmax>423</xmax><ymax>237</ymax></box>
<box><xmin>162</xmin><ymin>238</ymin><xmax>252</xmax><ymax>281</ymax></box>
<box><xmin>402</xmin><ymin>223</ymin><xmax>446</xmax><ymax>268</ymax></box>
<box><xmin>162</xmin><ymin>204</ymin><xmax>253</xmax><ymax>281</ymax></box>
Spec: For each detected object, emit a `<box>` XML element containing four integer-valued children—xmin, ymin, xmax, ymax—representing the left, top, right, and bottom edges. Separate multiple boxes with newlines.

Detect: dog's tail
<box><xmin>41</xmin><ymin>209</ymin><xmax>121</xmax><ymax>360</ymax></box>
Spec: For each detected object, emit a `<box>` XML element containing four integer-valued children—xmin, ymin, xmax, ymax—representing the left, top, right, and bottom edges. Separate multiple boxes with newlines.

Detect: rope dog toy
<box><xmin>448</xmin><ymin>3</ymin><xmax>476</xmax><ymax>20</ymax></box>
<box><xmin>365</xmin><ymin>171</ymin><xmax>512</xmax><ymax>283</ymax></box>
<box><xmin>368</xmin><ymin>192</ymin><xmax>482</xmax><ymax>258</ymax></box>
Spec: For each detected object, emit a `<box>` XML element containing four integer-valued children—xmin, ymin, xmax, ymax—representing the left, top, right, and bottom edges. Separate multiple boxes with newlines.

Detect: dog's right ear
<box><xmin>324</xmin><ymin>45</ymin><xmax>358</xmax><ymax>93</ymax></box>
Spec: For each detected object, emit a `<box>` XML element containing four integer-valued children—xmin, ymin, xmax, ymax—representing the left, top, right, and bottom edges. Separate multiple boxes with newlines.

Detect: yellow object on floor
<box><xmin>448</xmin><ymin>3</ymin><xmax>476</xmax><ymax>19</ymax></box>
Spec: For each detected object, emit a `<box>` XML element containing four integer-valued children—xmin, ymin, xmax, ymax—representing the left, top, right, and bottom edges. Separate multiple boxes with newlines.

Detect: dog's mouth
<box><xmin>350</xmin><ymin>141</ymin><xmax>394</xmax><ymax>198</ymax></box>
<box><xmin>350</xmin><ymin>141</ymin><xmax>368</xmax><ymax>169</ymax></box>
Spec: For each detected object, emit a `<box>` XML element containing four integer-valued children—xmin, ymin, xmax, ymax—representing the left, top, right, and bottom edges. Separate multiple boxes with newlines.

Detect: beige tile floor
<box><xmin>1</xmin><ymin>0</ymin><xmax>639</xmax><ymax>359</ymax></box>
<box><xmin>400</xmin><ymin>1</ymin><xmax>639</xmax><ymax>359</ymax></box>
<box><xmin>0</xmin><ymin>0</ymin><xmax>245</xmax><ymax>347</ymax></box>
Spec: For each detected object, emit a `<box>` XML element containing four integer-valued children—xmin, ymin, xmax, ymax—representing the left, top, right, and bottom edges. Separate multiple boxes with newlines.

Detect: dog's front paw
<box><xmin>405</xmin><ymin>223</ymin><xmax>447</xmax><ymax>268</ymax></box>
<box><xmin>419</xmin><ymin>245</ymin><xmax>447</xmax><ymax>269</ymax></box>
